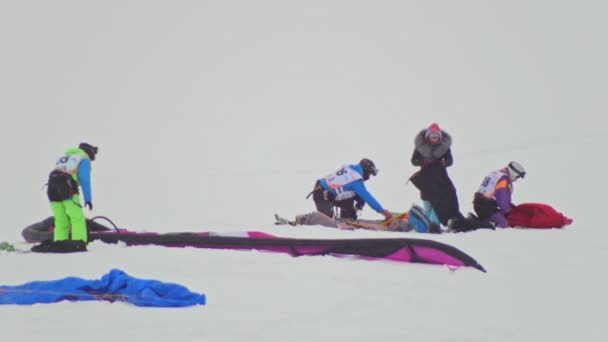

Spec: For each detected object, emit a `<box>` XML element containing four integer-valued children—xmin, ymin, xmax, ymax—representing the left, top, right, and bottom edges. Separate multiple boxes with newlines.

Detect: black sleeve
<box><xmin>439</xmin><ymin>149</ymin><xmax>453</xmax><ymax>167</ymax></box>
<box><xmin>411</xmin><ymin>149</ymin><xmax>423</xmax><ymax>166</ymax></box>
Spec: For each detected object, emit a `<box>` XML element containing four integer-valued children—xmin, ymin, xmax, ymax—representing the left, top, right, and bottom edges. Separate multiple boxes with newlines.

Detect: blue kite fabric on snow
<box><xmin>0</xmin><ymin>269</ymin><xmax>206</xmax><ymax>307</ymax></box>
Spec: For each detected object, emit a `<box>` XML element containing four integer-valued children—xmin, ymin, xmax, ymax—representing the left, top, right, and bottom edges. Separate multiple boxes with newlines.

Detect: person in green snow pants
<box><xmin>46</xmin><ymin>143</ymin><xmax>98</xmax><ymax>243</ymax></box>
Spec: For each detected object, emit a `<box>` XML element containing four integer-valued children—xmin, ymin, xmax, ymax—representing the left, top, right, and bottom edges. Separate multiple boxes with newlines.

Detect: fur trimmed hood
<box><xmin>414</xmin><ymin>129</ymin><xmax>452</xmax><ymax>160</ymax></box>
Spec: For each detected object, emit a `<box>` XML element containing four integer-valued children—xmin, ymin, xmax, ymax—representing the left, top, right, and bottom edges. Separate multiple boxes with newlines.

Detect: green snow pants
<box><xmin>50</xmin><ymin>194</ymin><xmax>88</xmax><ymax>243</ymax></box>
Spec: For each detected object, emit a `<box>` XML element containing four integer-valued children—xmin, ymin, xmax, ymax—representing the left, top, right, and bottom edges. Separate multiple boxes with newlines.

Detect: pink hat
<box><xmin>425</xmin><ymin>123</ymin><xmax>442</xmax><ymax>141</ymax></box>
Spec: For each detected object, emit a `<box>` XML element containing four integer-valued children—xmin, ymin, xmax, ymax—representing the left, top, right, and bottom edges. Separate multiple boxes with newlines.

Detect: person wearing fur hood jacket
<box><xmin>411</xmin><ymin>123</ymin><xmax>453</xmax><ymax>168</ymax></box>
<box><xmin>409</xmin><ymin>123</ymin><xmax>464</xmax><ymax>227</ymax></box>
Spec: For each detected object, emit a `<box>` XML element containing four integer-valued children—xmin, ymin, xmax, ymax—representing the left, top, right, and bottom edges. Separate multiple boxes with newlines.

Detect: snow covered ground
<box><xmin>1</xmin><ymin>1</ymin><xmax>606</xmax><ymax>341</ymax></box>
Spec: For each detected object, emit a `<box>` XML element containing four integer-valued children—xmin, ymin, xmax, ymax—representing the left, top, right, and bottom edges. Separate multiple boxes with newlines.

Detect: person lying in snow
<box><xmin>307</xmin><ymin>158</ymin><xmax>393</xmax><ymax>221</ymax></box>
<box><xmin>275</xmin><ymin>203</ymin><xmax>447</xmax><ymax>233</ymax></box>
<box><xmin>275</xmin><ymin>211</ymin><xmax>411</xmax><ymax>231</ymax></box>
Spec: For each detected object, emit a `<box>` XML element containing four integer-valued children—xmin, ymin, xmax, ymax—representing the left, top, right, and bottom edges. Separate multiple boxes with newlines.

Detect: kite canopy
<box><xmin>0</xmin><ymin>269</ymin><xmax>206</xmax><ymax>307</ymax></box>
<box><xmin>508</xmin><ymin>203</ymin><xmax>573</xmax><ymax>228</ymax></box>
<box><xmin>22</xmin><ymin>217</ymin><xmax>485</xmax><ymax>272</ymax></box>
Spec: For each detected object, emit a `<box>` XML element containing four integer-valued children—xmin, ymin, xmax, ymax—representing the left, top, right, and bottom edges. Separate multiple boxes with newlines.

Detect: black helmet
<box><xmin>359</xmin><ymin>158</ymin><xmax>378</xmax><ymax>180</ymax></box>
<box><xmin>79</xmin><ymin>142</ymin><xmax>98</xmax><ymax>161</ymax></box>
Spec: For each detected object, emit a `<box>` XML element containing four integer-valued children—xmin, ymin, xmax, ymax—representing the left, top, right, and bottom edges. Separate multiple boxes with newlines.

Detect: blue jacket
<box><xmin>77</xmin><ymin>158</ymin><xmax>92</xmax><ymax>203</ymax></box>
<box><xmin>319</xmin><ymin>164</ymin><xmax>385</xmax><ymax>213</ymax></box>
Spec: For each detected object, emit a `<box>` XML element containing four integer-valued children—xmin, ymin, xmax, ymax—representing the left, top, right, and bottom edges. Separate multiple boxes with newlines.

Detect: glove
<box><xmin>84</xmin><ymin>201</ymin><xmax>93</xmax><ymax>210</ymax></box>
<box><xmin>355</xmin><ymin>201</ymin><xmax>365</xmax><ymax>210</ymax></box>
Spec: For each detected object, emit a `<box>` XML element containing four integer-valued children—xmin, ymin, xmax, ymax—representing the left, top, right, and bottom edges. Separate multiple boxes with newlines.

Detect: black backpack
<box><xmin>47</xmin><ymin>170</ymin><xmax>79</xmax><ymax>201</ymax></box>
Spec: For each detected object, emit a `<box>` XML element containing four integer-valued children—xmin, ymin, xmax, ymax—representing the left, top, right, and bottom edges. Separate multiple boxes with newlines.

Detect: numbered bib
<box><xmin>323</xmin><ymin>166</ymin><xmax>362</xmax><ymax>189</ymax></box>
<box><xmin>478</xmin><ymin>170</ymin><xmax>508</xmax><ymax>197</ymax></box>
<box><xmin>53</xmin><ymin>154</ymin><xmax>83</xmax><ymax>175</ymax></box>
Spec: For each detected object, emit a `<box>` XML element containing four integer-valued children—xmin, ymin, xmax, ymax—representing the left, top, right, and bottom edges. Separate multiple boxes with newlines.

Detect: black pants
<box><xmin>473</xmin><ymin>193</ymin><xmax>499</xmax><ymax>221</ymax></box>
<box><xmin>312</xmin><ymin>186</ymin><xmax>358</xmax><ymax>220</ymax></box>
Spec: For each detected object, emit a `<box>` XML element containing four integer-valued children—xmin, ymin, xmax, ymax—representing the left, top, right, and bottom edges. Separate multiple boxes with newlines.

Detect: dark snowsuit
<box><xmin>409</xmin><ymin>130</ymin><xmax>464</xmax><ymax>226</ymax></box>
